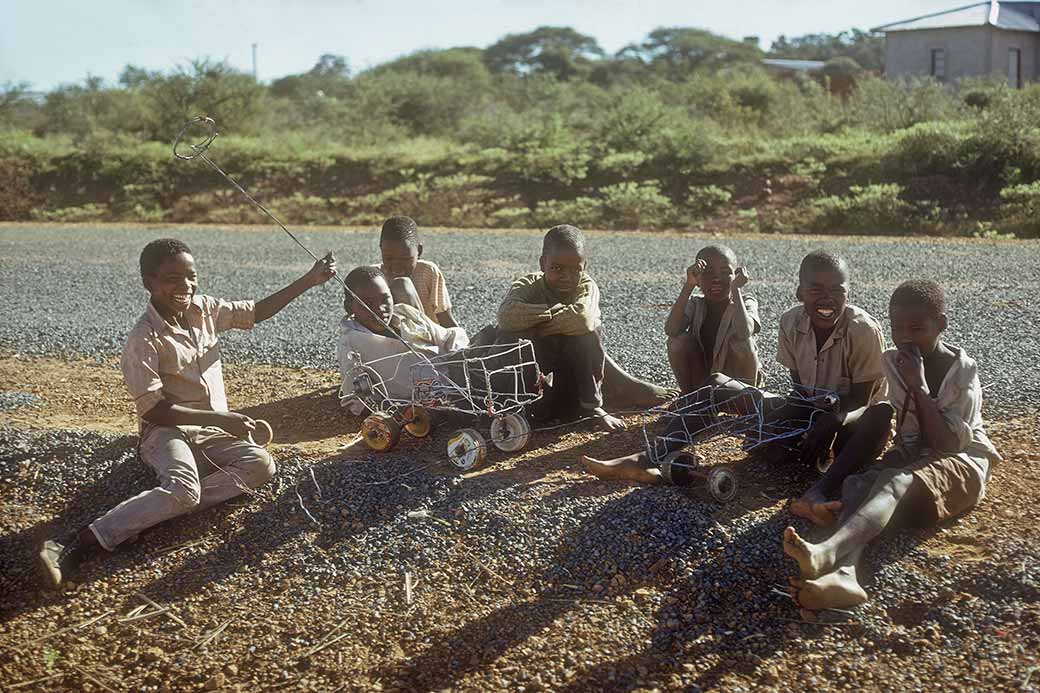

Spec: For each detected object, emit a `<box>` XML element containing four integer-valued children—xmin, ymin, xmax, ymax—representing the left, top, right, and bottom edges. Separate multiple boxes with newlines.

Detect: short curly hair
<box><xmin>696</xmin><ymin>244</ymin><xmax>738</xmax><ymax>266</ymax></box>
<box><xmin>889</xmin><ymin>280</ymin><xmax>945</xmax><ymax>318</ymax></box>
<box><xmin>380</xmin><ymin>216</ymin><xmax>419</xmax><ymax>248</ymax></box>
<box><xmin>542</xmin><ymin>224</ymin><xmax>585</xmax><ymax>256</ymax></box>
<box><xmin>798</xmin><ymin>250</ymin><xmax>848</xmax><ymax>285</ymax></box>
<box><xmin>140</xmin><ymin>238</ymin><xmax>192</xmax><ymax>279</ymax></box>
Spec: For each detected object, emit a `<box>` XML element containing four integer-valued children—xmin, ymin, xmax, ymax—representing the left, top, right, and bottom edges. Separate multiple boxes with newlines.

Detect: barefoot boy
<box><xmin>38</xmin><ymin>238</ymin><xmax>336</xmax><ymax>588</ymax></box>
<box><xmin>783</xmin><ymin>280</ymin><xmax>1001</xmax><ymax>610</ymax></box>
<box><xmin>496</xmin><ymin>225</ymin><xmax>623</xmax><ymax>431</ymax></box>
<box><xmin>664</xmin><ymin>244</ymin><xmax>761</xmax><ymax>392</ymax></box>
<box><xmin>583</xmin><ymin>251</ymin><xmax>891</xmax><ymax>502</ymax></box>
<box><xmin>379</xmin><ymin>215</ymin><xmax>459</xmax><ymax>328</ymax></box>
<box><xmin>338</xmin><ymin>265</ymin><xmax>468</xmax><ymax>407</ymax></box>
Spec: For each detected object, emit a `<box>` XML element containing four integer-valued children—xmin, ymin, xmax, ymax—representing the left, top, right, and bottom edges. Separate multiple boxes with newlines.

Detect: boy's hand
<box><xmin>895</xmin><ymin>344</ymin><xmax>926</xmax><ymax>390</ymax></box>
<box><xmin>732</xmin><ymin>266</ymin><xmax>750</xmax><ymax>291</ymax></box>
<box><xmin>799</xmin><ymin>411</ymin><xmax>840</xmax><ymax>469</ymax></box>
<box><xmin>214</xmin><ymin>411</ymin><xmax>257</xmax><ymax>440</ymax></box>
<box><xmin>685</xmin><ymin>259</ymin><xmax>707</xmax><ymax>288</ymax></box>
<box><xmin>305</xmin><ymin>252</ymin><xmax>337</xmax><ymax>287</ymax></box>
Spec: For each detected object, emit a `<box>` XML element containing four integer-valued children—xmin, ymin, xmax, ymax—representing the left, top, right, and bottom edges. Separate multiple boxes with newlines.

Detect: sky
<box><xmin>2</xmin><ymin>0</ymin><xmax>961</xmax><ymax>91</ymax></box>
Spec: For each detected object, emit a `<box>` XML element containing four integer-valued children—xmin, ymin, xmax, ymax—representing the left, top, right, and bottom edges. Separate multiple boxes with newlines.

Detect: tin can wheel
<box><xmin>403</xmin><ymin>405</ymin><xmax>433</xmax><ymax>438</ymax></box>
<box><xmin>489</xmin><ymin>413</ymin><xmax>531</xmax><ymax>452</ymax></box>
<box><xmin>447</xmin><ymin>428</ymin><xmax>488</xmax><ymax>471</ymax></box>
<box><xmin>706</xmin><ymin>465</ymin><xmax>739</xmax><ymax>503</ymax></box>
<box><xmin>361</xmin><ymin>413</ymin><xmax>402</xmax><ymax>452</ymax></box>
<box><xmin>660</xmin><ymin>450</ymin><xmax>698</xmax><ymax>485</ymax></box>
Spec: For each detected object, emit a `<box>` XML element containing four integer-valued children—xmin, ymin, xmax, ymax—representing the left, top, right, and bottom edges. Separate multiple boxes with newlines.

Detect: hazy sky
<box><xmin>4</xmin><ymin>0</ymin><xmax>958</xmax><ymax>91</ymax></box>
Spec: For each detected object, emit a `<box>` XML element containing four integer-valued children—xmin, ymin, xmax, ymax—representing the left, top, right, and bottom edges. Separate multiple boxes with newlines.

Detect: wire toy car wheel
<box><xmin>447</xmin><ymin>428</ymin><xmax>487</xmax><ymax>471</ymax></box>
<box><xmin>361</xmin><ymin>413</ymin><xmax>402</xmax><ymax>452</ymax></box>
<box><xmin>402</xmin><ymin>405</ymin><xmax>433</xmax><ymax>438</ymax></box>
<box><xmin>659</xmin><ymin>450</ymin><xmax>698</xmax><ymax>485</ymax></box>
<box><xmin>706</xmin><ymin>465</ymin><xmax>739</xmax><ymax>503</ymax></box>
<box><xmin>489</xmin><ymin>413</ymin><xmax>531</xmax><ymax>452</ymax></box>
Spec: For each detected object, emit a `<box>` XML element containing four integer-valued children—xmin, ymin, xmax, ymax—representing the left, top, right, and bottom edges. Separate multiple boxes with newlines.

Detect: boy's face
<box><xmin>540</xmin><ymin>246</ymin><xmax>585</xmax><ymax>298</ymax></box>
<box><xmin>798</xmin><ymin>268</ymin><xmax>849</xmax><ymax>330</ymax></box>
<box><xmin>697</xmin><ymin>251</ymin><xmax>735</xmax><ymax>304</ymax></box>
<box><xmin>352</xmin><ymin>275</ymin><xmax>395</xmax><ymax>333</ymax></box>
<box><xmin>145</xmin><ymin>252</ymin><xmax>198</xmax><ymax>320</ymax></box>
<box><xmin>380</xmin><ymin>241</ymin><xmax>421</xmax><ymax>280</ymax></box>
<box><xmin>889</xmin><ymin>304</ymin><xmax>946</xmax><ymax>356</ymax></box>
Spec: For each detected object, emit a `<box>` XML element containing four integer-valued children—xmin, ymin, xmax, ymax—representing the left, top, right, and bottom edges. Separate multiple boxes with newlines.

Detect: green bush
<box><xmin>886</xmin><ymin>121</ymin><xmax>970</xmax><ymax>176</ymax></box>
<box><xmin>598</xmin><ymin>180</ymin><xmax>674</xmax><ymax>229</ymax></box>
<box><xmin>999</xmin><ymin>181</ymin><xmax>1040</xmax><ymax>236</ymax></box>
<box><xmin>684</xmin><ymin>184</ymin><xmax>732</xmax><ymax>215</ymax></box>
<box><xmin>809</xmin><ymin>184</ymin><xmax>918</xmax><ymax>232</ymax></box>
<box><xmin>531</xmin><ymin>196</ymin><xmax>603</xmax><ymax>228</ymax></box>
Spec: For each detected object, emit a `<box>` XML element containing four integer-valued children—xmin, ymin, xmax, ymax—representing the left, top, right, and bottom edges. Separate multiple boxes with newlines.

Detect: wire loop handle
<box><xmin>173</xmin><ymin>116</ymin><xmax>219</xmax><ymax>161</ymax></box>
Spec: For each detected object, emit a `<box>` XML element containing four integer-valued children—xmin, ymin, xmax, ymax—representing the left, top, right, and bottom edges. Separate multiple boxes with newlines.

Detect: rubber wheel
<box><xmin>361</xmin><ymin>413</ymin><xmax>402</xmax><ymax>452</ymax></box>
<box><xmin>707</xmin><ymin>465</ymin><xmax>739</xmax><ymax>503</ymax></box>
<box><xmin>489</xmin><ymin>413</ymin><xmax>531</xmax><ymax>452</ymax></box>
<box><xmin>447</xmin><ymin>428</ymin><xmax>488</xmax><ymax>471</ymax></box>
<box><xmin>403</xmin><ymin>405</ymin><xmax>433</xmax><ymax>438</ymax></box>
<box><xmin>660</xmin><ymin>450</ymin><xmax>698</xmax><ymax>485</ymax></box>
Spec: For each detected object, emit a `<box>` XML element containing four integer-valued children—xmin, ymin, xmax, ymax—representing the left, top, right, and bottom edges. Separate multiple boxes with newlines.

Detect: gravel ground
<box><xmin>1</xmin><ymin>224</ymin><xmax>1038</xmax><ymax>414</ymax></box>
<box><xmin>1</xmin><ymin>224</ymin><xmax>1039</xmax><ymax>691</ymax></box>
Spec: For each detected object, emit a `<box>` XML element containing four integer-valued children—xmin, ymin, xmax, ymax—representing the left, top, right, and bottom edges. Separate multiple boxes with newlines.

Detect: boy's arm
<box><xmin>497</xmin><ymin>275</ymin><xmax>554</xmax><ymax>332</ymax></box>
<box><xmin>729</xmin><ymin>268</ymin><xmax>759</xmax><ymax>339</ymax></box>
<box><xmin>538</xmin><ymin>277</ymin><xmax>601</xmax><ymax>337</ymax></box>
<box><xmin>436</xmin><ymin>308</ymin><xmax>460</xmax><ymax>329</ymax></box>
<box><xmin>895</xmin><ymin>346</ymin><xmax>963</xmax><ymax>452</ymax></box>
<box><xmin>254</xmin><ymin>253</ymin><xmax>337</xmax><ymax>323</ymax></box>
<box><xmin>665</xmin><ymin>262</ymin><xmax>701</xmax><ymax>337</ymax></box>
<box><xmin>143</xmin><ymin>401</ymin><xmax>257</xmax><ymax>439</ymax></box>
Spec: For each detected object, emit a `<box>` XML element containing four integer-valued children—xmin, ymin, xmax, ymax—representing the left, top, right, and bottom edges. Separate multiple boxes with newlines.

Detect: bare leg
<box><xmin>784</xmin><ymin>469</ymin><xmax>921</xmax><ymax>578</ymax></box>
<box><xmin>603</xmin><ymin>352</ymin><xmax>675</xmax><ymax>407</ymax></box>
<box><xmin>666</xmin><ymin>333</ymin><xmax>707</xmax><ymax>395</ymax></box>
<box><xmin>581</xmin><ymin>451</ymin><xmax>663</xmax><ymax>484</ymax></box>
<box><xmin>388</xmin><ymin>276</ymin><xmax>424</xmax><ymax>312</ymax></box>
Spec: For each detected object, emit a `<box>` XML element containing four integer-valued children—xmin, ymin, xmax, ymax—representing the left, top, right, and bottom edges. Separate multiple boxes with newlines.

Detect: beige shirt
<box><xmin>777</xmin><ymin>304</ymin><xmax>887</xmax><ymax>404</ymax></box>
<box><xmin>497</xmin><ymin>272</ymin><xmax>601</xmax><ymax>337</ymax></box>
<box><xmin>681</xmin><ymin>294</ymin><xmax>762</xmax><ymax>385</ymax></box>
<box><xmin>884</xmin><ymin>346</ymin><xmax>1001</xmax><ymax>480</ymax></box>
<box><xmin>338</xmin><ymin>303</ymin><xmax>469</xmax><ymax>404</ymax></box>
<box><xmin>121</xmin><ymin>295</ymin><xmax>255</xmax><ymax>423</ymax></box>
<box><xmin>381</xmin><ymin>259</ymin><xmax>452</xmax><ymax>323</ymax></box>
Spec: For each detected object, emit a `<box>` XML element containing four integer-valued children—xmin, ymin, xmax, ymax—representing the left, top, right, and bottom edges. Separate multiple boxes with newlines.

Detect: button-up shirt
<box><xmin>121</xmin><ymin>295</ymin><xmax>255</xmax><ymax>424</ymax></box>
<box><xmin>681</xmin><ymin>294</ymin><xmax>762</xmax><ymax>385</ymax></box>
<box><xmin>497</xmin><ymin>272</ymin><xmax>601</xmax><ymax>336</ymax></box>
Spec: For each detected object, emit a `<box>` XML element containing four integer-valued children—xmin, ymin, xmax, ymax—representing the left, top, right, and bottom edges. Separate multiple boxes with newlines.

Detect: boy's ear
<box><xmin>539</xmin><ymin>254</ymin><xmax>547</xmax><ymax>272</ymax></box>
<box><xmin>416</xmin><ymin>243</ymin><xmax>423</xmax><ymax>258</ymax></box>
<box><xmin>795</xmin><ymin>285</ymin><xmax>803</xmax><ymax>302</ymax></box>
<box><xmin>937</xmin><ymin>313</ymin><xmax>948</xmax><ymax>333</ymax></box>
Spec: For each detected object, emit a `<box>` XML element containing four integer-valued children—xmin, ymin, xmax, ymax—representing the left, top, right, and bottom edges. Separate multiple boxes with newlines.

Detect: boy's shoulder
<box><xmin>414</xmin><ymin>259</ymin><xmax>443</xmax><ymax>274</ymax></box>
<box><xmin>842</xmin><ymin>304</ymin><xmax>884</xmax><ymax>337</ymax></box>
<box><xmin>778</xmin><ymin>304</ymin><xmax>807</xmax><ymax>333</ymax></box>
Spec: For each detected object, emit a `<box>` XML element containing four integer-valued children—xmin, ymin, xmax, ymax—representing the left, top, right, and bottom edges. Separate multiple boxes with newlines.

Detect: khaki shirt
<box><xmin>121</xmin><ymin>295</ymin><xmax>255</xmax><ymax>424</ymax></box>
<box><xmin>381</xmin><ymin>259</ymin><xmax>452</xmax><ymax>324</ymax></box>
<box><xmin>497</xmin><ymin>272</ymin><xmax>601</xmax><ymax>337</ymax></box>
<box><xmin>338</xmin><ymin>303</ymin><xmax>469</xmax><ymax>403</ymax></box>
<box><xmin>681</xmin><ymin>294</ymin><xmax>762</xmax><ymax>385</ymax></box>
<box><xmin>776</xmin><ymin>304</ymin><xmax>887</xmax><ymax>404</ymax></box>
<box><xmin>884</xmin><ymin>346</ymin><xmax>1001</xmax><ymax>476</ymax></box>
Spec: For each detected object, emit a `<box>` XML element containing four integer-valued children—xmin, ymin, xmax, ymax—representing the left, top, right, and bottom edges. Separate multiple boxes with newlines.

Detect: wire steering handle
<box><xmin>173</xmin><ymin>116</ymin><xmax>219</xmax><ymax>161</ymax></box>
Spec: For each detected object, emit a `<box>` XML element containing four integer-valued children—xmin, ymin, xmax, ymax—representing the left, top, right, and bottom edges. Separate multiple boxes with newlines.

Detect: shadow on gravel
<box><xmin>238</xmin><ymin>386</ymin><xmax>348</xmax><ymax>445</ymax></box>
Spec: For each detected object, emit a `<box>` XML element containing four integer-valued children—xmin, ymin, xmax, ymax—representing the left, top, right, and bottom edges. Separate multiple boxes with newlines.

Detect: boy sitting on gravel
<box><xmin>496</xmin><ymin>225</ymin><xmax>625</xmax><ymax>431</ymax></box>
<box><xmin>338</xmin><ymin>265</ymin><xmax>468</xmax><ymax>409</ymax></box>
<box><xmin>38</xmin><ymin>238</ymin><xmax>336</xmax><ymax>588</ymax></box>
<box><xmin>378</xmin><ymin>215</ymin><xmax>459</xmax><ymax>328</ymax></box>
<box><xmin>784</xmin><ymin>280</ymin><xmax>1001</xmax><ymax>610</ymax></box>
<box><xmin>665</xmin><ymin>244</ymin><xmax>761</xmax><ymax>393</ymax></box>
<box><xmin>583</xmin><ymin>251</ymin><xmax>892</xmax><ymax>514</ymax></box>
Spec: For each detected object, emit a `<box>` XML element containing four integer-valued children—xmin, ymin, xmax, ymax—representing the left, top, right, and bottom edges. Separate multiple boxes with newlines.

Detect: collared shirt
<box><xmin>497</xmin><ymin>272</ymin><xmax>601</xmax><ymax>337</ymax></box>
<box><xmin>681</xmin><ymin>294</ymin><xmax>762</xmax><ymax>385</ymax></box>
<box><xmin>121</xmin><ymin>295</ymin><xmax>255</xmax><ymax>424</ymax></box>
<box><xmin>884</xmin><ymin>345</ymin><xmax>1001</xmax><ymax>477</ymax></box>
<box><xmin>410</xmin><ymin>260</ymin><xmax>452</xmax><ymax>323</ymax></box>
<box><xmin>338</xmin><ymin>303</ymin><xmax>469</xmax><ymax>404</ymax></box>
<box><xmin>776</xmin><ymin>303</ymin><xmax>887</xmax><ymax>404</ymax></box>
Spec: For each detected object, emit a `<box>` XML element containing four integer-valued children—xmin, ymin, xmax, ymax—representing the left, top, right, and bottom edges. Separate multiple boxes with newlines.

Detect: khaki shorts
<box><xmin>903</xmin><ymin>452</ymin><xmax>988</xmax><ymax>523</ymax></box>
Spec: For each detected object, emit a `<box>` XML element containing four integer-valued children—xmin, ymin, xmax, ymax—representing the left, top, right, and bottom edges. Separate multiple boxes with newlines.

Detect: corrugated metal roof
<box><xmin>761</xmin><ymin>58</ymin><xmax>826</xmax><ymax>72</ymax></box>
<box><xmin>874</xmin><ymin>1</ymin><xmax>1040</xmax><ymax>33</ymax></box>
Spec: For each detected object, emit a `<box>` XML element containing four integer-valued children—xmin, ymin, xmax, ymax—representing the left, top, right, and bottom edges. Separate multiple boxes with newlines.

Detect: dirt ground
<box><xmin>1</xmin><ymin>354</ymin><xmax>1039</xmax><ymax>691</ymax></box>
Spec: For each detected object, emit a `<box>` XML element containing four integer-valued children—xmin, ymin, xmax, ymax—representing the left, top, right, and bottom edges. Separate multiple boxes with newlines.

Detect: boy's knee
<box><xmin>864</xmin><ymin>402</ymin><xmax>895</xmax><ymax>425</ymax></box>
<box><xmin>245</xmin><ymin>448</ymin><xmax>277</xmax><ymax>488</ymax></box>
<box><xmin>388</xmin><ymin>276</ymin><xmax>421</xmax><ymax>308</ymax></box>
<box><xmin>166</xmin><ymin>477</ymin><xmax>203</xmax><ymax>509</ymax></box>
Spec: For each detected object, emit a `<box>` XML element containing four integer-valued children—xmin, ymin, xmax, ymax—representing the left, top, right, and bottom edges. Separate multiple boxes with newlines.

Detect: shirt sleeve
<box><xmin>121</xmin><ymin>330</ymin><xmax>164</xmax><ymax>419</ymax></box>
<box><xmin>497</xmin><ymin>275</ymin><xmax>553</xmax><ymax>332</ymax></box>
<box><xmin>940</xmin><ymin>361</ymin><xmax>982</xmax><ymax>454</ymax></box>
<box><xmin>210</xmin><ymin>296</ymin><xmax>256</xmax><ymax>333</ymax></box>
<box><xmin>848</xmin><ymin>319</ymin><xmax>887</xmax><ymax>384</ymax></box>
<box><xmin>776</xmin><ymin>311</ymin><xmax>798</xmax><ymax>372</ymax></box>
<box><xmin>730</xmin><ymin>293</ymin><xmax>760</xmax><ymax>340</ymax></box>
<box><xmin>430</xmin><ymin>263</ymin><xmax>452</xmax><ymax>314</ymax></box>
<box><xmin>540</xmin><ymin>275</ymin><xmax>601</xmax><ymax>336</ymax></box>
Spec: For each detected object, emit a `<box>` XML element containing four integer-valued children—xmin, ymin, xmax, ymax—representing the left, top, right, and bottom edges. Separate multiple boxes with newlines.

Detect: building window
<box><xmin>930</xmin><ymin>49</ymin><xmax>946</xmax><ymax>81</ymax></box>
<box><xmin>1009</xmin><ymin>48</ymin><xmax>1022</xmax><ymax>88</ymax></box>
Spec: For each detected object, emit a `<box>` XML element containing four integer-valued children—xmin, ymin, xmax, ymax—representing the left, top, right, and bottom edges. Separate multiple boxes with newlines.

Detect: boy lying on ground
<box><xmin>38</xmin><ymin>238</ymin><xmax>336</xmax><ymax>588</ymax></box>
<box><xmin>783</xmin><ymin>280</ymin><xmax>1001</xmax><ymax>610</ymax></box>
<box><xmin>583</xmin><ymin>251</ymin><xmax>892</xmax><ymax>514</ymax></box>
<box><xmin>338</xmin><ymin>265</ymin><xmax>468</xmax><ymax>409</ymax></box>
<box><xmin>664</xmin><ymin>244</ymin><xmax>761</xmax><ymax>393</ymax></box>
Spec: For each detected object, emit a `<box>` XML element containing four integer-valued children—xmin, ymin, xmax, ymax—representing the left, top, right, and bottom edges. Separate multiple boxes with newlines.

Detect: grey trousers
<box><xmin>89</xmin><ymin>425</ymin><xmax>275</xmax><ymax>550</ymax></box>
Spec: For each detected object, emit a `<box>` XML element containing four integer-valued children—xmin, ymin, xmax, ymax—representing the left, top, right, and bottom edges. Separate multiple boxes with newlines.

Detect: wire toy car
<box><xmin>342</xmin><ymin>340</ymin><xmax>547</xmax><ymax>470</ymax></box>
<box><xmin>638</xmin><ymin>378</ymin><xmax>840</xmax><ymax>502</ymax></box>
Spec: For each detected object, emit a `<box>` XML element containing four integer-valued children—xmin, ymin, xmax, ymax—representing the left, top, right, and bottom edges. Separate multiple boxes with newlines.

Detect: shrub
<box><xmin>598</xmin><ymin>180</ymin><xmax>674</xmax><ymax>229</ymax></box>
<box><xmin>531</xmin><ymin>196</ymin><xmax>603</xmax><ymax>229</ymax></box>
<box><xmin>684</xmin><ymin>184</ymin><xmax>732</xmax><ymax>215</ymax></box>
<box><xmin>809</xmin><ymin>184</ymin><xmax>918</xmax><ymax>232</ymax></box>
<box><xmin>30</xmin><ymin>203</ymin><xmax>108</xmax><ymax>222</ymax></box>
<box><xmin>845</xmin><ymin>76</ymin><xmax>963</xmax><ymax>132</ymax></box>
<box><xmin>886</xmin><ymin>121</ymin><xmax>970</xmax><ymax>176</ymax></box>
<box><xmin>998</xmin><ymin>181</ymin><xmax>1040</xmax><ymax>236</ymax></box>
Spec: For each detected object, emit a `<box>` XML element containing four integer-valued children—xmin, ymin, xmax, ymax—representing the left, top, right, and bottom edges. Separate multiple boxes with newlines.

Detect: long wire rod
<box><xmin>173</xmin><ymin>116</ymin><xmax>479</xmax><ymax>410</ymax></box>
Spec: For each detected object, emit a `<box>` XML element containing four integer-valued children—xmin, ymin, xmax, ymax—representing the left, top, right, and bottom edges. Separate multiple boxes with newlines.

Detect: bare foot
<box><xmin>789</xmin><ymin>567</ymin><xmax>868</xmax><ymax>611</ymax></box>
<box><xmin>592</xmin><ymin>407</ymin><xmax>626</xmax><ymax>431</ymax></box>
<box><xmin>791</xmin><ymin>492</ymin><xmax>843</xmax><ymax>528</ymax></box>
<box><xmin>581</xmin><ymin>454</ymin><xmax>662</xmax><ymax>484</ymax></box>
<box><xmin>782</xmin><ymin>526</ymin><xmax>835</xmax><ymax>579</ymax></box>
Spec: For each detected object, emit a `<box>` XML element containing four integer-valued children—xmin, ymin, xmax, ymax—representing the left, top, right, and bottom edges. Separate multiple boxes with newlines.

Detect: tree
<box><xmin>769</xmin><ymin>29</ymin><xmax>884</xmax><ymax>72</ymax></box>
<box><xmin>484</xmin><ymin>26</ymin><xmax>604</xmax><ymax>80</ymax></box>
<box><xmin>142</xmin><ymin>59</ymin><xmax>264</xmax><ymax>139</ymax></box>
<box><xmin>270</xmin><ymin>54</ymin><xmax>351</xmax><ymax>99</ymax></box>
<box><xmin>618</xmin><ymin>28</ymin><xmax>761</xmax><ymax>80</ymax></box>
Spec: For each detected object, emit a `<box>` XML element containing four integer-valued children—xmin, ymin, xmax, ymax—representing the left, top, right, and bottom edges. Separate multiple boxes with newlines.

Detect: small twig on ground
<box><xmin>153</xmin><ymin>538</ymin><xmax>208</xmax><ymax>556</ymax></box>
<box><xmin>71</xmin><ymin>665</ymin><xmax>117</xmax><ymax>693</ymax></box>
<box><xmin>193</xmin><ymin>619</ymin><xmax>231</xmax><ymax>651</ymax></box>
<box><xmin>294</xmin><ymin>482</ymin><xmax>321</xmax><ymax>526</ymax></box>
<box><xmin>405</xmin><ymin>571</ymin><xmax>415</xmax><ymax>606</ymax></box>
<box><xmin>23</xmin><ymin>609</ymin><xmax>114</xmax><ymax>646</ymax></box>
<box><xmin>295</xmin><ymin>618</ymin><xmax>350</xmax><ymax>661</ymax></box>
<box><xmin>118</xmin><ymin>607</ymin><xmax>170</xmax><ymax>623</ymax></box>
<box><xmin>136</xmin><ymin>592</ymin><xmax>187</xmax><ymax>628</ymax></box>
<box><xmin>5</xmin><ymin>672</ymin><xmax>65</xmax><ymax>689</ymax></box>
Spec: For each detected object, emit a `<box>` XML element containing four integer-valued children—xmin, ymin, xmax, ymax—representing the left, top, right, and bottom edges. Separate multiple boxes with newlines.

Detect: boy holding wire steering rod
<box><xmin>38</xmin><ymin>238</ymin><xmax>336</xmax><ymax>589</ymax></box>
